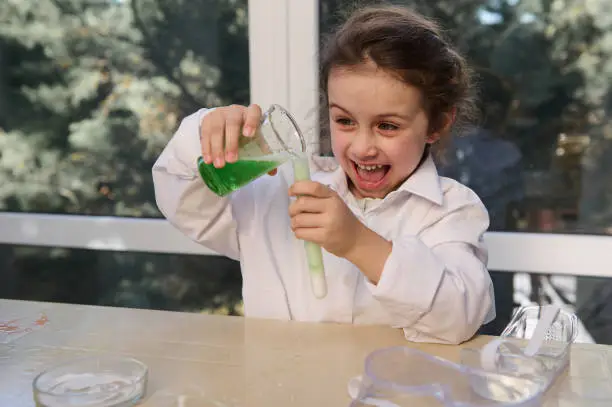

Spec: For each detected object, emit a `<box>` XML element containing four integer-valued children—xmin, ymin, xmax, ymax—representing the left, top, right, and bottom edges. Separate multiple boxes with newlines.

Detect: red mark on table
<box><xmin>34</xmin><ymin>313</ymin><xmax>49</xmax><ymax>327</ymax></box>
<box><xmin>0</xmin><ymin>320</ymin><xmax>20</xmax><ymax>333</ymax></box>
<box><xmin>0</xmin><ymin>312</ymin><xmax>49</xmax><ymax>344</ymax></box>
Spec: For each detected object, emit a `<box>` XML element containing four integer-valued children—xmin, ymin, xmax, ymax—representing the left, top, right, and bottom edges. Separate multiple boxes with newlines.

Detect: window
<box><xmin>0</xmin><ymin>0</ymin><xmax>249</xmax><ymax>218</ymax></box>
<box><xmin>0</xmin><ymin>0</ymin><xmax>252</xmax><ymax>315</ymax></box>
<box><xmin>0</xmin><ymin>0</ymin><xmax>318</xmax><ymax>317</ymax></box>
<box><xmin>0</xmin><ymin>244</ymin><xmax>243</xmax><ymax>314</ymax></box>
<box><xmin>319</xmin><ymin>0</ymin><xmax>612</xmax><ymax>236</ymax></box>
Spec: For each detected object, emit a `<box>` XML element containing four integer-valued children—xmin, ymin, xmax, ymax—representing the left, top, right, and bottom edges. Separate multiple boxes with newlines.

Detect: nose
<box><xmin>350</xmin><ymin>128</ymin><xmax>378</xmax><ymax>158</ymax></box>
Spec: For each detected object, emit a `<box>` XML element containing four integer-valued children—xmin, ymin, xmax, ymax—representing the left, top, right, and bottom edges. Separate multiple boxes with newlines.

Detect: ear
<box><xmin>426</xmin><ymin>133</ymin><xmax>440</xmax><ymax>144</ymax></box>
<box><xmin>427</xmin><ymin>109</ymin><xmax>456</xmax><ymax>144</ymax></box>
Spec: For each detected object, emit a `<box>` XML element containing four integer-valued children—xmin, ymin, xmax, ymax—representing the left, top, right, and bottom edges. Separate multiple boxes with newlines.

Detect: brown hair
<box><xmin>319</xmin><ymin>3</ymin><xmax>478</xmax><ymax>157</ymax></box>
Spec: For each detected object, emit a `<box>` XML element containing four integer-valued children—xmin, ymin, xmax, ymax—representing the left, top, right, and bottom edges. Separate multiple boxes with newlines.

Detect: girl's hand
<box><xmin>200</xmin><ymin>104</ymin><xmax>277</xmax><ymax>175</ymax></box>
<box><xmin>288</xmin><ymin>181</ymin><xmax>362</xmax><ymax>258</ymax></box>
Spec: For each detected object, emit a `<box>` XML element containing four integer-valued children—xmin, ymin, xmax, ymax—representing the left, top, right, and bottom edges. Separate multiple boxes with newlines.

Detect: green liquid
<box><xmin>197</xmin><ymin>157</ymin><xmax>282</xmax><ymax>196</ymax></box>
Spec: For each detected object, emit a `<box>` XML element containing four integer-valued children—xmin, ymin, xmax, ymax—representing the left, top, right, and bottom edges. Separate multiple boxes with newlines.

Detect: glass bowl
<box><xmin>33</xmin><ymin>355</ymin><xmax>148</xmax><ymax>407</ymax></box>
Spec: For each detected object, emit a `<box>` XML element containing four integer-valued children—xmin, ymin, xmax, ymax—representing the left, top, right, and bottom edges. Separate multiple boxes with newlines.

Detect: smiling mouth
<box><xmin>351</xmin><ymin>160</ymin><xmax>390</xmax><ymax>188</ymax></box>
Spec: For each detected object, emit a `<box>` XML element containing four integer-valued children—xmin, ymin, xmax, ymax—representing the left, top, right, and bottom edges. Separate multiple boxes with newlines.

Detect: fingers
<box><xmin>243</xmin><ymin>104</ymin><xmax>262</xmax><ymax>137</ymax></box>
<box><xmin>288</xmin><ymin>195</ymin><xmax>327</xmax><ymax>217</ymax></box>
<box><xmin>224</xmin><ymin>105</ymin><xmax>243</xmax><ymax>163</ymax></box>
<box><xmin>290</xmin><ymin>213</ymin><xmax>323</xmax><ymax>230</ymax></box>
<box><xmin>201</xmin><ymin>108</ymin><xmax>229</xmax><ymax>167</ymax></box>
<box><xmin>210</xmin><ymin>117</ymin><xmax>226</xmax><ymax>168</ymax></box>
<box><xmin>292</xmin><ymin>227</ymin><xmax>323</xmax><ymax>244</ymax></box>
<box><xmin>200</xmin><ymin>104</ymin><xmax>262</xmax><ymax>167</ymax></box>
<box><xmin>289</xmin><ymin>181</ymin><xmax>334</xmax><ymax>198</ymax></box>
<box><xmin>200</xmin><ymin>113</ymin><xmax>213</xmax><ymax>164</ymax></box>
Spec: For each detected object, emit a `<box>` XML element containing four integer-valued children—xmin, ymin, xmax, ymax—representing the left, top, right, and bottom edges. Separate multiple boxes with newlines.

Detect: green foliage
<box><xmin>0</xmin><ymin>0</ymin><xmax>249</xmax><ymax>216</ymax></box>
<box><xmin>0</xmin><ymin>0</ymin><xmax>249</xmax><ymax>313</ymax></box>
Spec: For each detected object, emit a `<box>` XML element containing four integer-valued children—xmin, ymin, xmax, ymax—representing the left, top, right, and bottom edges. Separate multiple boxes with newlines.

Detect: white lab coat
<box><xmin>152</xmin><ymin>108</ymin><xmax>496</xmax><ymax>344</ymax></box>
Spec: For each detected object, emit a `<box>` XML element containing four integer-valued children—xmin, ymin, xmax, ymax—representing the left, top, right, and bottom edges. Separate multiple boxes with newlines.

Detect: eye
<box><xmin>378</xmin><ymin>122</ymin><xmax>399</xmax><ymax>131</ymax></box>
<box><xmin>335</xmin><ymin>117</ymin><xmax>354</xmax><ymax>127</ymax></box>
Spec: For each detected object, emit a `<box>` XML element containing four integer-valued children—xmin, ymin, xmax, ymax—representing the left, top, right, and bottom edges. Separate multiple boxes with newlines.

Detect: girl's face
<box><xmin>328</xmin><ymin>63</ymin><xmax>444</xmax><ymax>199</ymax></box>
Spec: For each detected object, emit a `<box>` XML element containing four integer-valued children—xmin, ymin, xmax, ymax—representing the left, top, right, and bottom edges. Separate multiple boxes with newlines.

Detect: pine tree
<box><xmin>0</xmin><ymin>0</ymin><xmax>249</xmax><ymax>216</ymax></box>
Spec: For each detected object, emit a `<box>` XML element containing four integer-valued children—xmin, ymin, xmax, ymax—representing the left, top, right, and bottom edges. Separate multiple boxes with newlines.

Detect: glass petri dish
<box><xmin>33</xmin><ymin>355</ymin><xmax>148</xmax><ymax>407</ymax></box>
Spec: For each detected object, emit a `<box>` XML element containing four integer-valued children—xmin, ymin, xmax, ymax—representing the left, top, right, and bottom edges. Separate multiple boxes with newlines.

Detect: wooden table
<box><xmin>1</xmin><ymin>299</ymin><xmax>611</xmax><ymax>406</ymax></box>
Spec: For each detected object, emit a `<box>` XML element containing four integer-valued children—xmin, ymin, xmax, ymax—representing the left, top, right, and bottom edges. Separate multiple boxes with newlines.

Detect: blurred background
<box><xmin>1</xmin><ymin>0</ymin><xmax>612</xmax><ymax>343</ymax></box>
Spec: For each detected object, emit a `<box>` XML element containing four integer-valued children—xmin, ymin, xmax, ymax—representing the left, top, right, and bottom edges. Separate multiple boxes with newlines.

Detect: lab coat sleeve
<box><xmin>152</xmin><ymin>108</ymin><xmax>251</xmax><ymax>260</ymax></box>
<box><xmin>365</xmin><ymin>187</ymin><xmax>495</xmax><ymax>345</ymax></box>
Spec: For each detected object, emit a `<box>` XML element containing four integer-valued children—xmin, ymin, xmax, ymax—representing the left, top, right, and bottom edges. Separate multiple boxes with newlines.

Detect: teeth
<box><xmin>356</xmin><ymin>163</ymin><xmax>384</xmax><ymax>171</ymax></box>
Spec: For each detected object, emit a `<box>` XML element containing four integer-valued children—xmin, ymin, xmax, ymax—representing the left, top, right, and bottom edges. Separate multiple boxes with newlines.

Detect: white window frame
<box><xmin>1</xmin><ymin>0</ymin><xmax>612</xmax><ymax>279</ymax></box>
<box><xmin>2</xmin><ymin>212</ymin><xmax>612</xmax><ymax>278</ymax></box>
<box><xmin>248</xmin><ymin>0</ymin><xmax>320</xmax><ymax>153</ymax></box>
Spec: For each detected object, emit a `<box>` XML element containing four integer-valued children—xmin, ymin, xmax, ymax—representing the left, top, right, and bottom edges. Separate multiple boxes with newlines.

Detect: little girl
<box><xmin>153</xmin><ymin>5</ymin><xmax>495</xmax><ymax>344</ymax></box>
